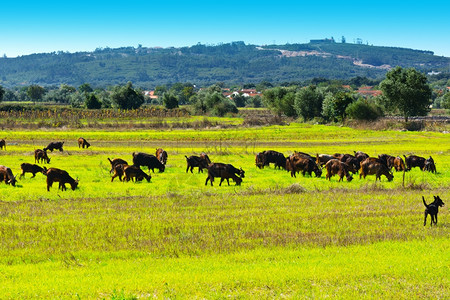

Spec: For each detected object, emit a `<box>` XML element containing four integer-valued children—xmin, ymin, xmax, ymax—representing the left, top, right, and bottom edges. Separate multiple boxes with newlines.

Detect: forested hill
<box><xmin>1</xmin><ymin>41</ymin><xmax>449</xmax><ymax>88</ymax></box>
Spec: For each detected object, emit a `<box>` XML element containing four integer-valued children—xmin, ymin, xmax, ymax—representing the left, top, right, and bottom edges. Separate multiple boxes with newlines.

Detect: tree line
<box><xmin>0</xmin><ymin>67</ymin><xmax>449</xmax><ymax>122</ymax></box>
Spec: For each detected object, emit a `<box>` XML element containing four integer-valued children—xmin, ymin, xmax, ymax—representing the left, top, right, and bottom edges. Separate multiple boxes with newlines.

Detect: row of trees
<box><xmin>0</xmin><ymin>67</ymin><xmax>448</xmax><ymax>121</ymax></box>
<box><xmin>262</xmin><ymin>85</ymin><xmax>383</xmax><ymax>122</ymax></box>
<box><xmin>0</xmin><ymin>82</ymin><xmax>144</xmax><ymax>110</ymax></box>
<box><xmin>263</xmin><ymin>67</ymin><xmax>440</xmax><ymax>122</ymax></box>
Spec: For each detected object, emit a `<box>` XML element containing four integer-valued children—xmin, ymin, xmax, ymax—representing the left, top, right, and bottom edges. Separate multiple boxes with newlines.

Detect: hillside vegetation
<box><xmin>1</xmin><ymin>41</ymin><xmax>448</xmax><ymax>88</ymax></box>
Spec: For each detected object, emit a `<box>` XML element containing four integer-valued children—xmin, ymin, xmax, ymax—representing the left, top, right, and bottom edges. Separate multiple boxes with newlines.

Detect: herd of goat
<box><xmin>0</xmin><ymin>138</ymin><xmax>438</xmax><ymax>192</ymax></box>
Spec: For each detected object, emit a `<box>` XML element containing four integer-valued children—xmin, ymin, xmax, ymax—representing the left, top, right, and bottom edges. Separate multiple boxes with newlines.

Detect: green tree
<box><xmin>27</xmin><ymin>85</ymin><xmax>46</xmax><ymax>103</ymax></box>
<box><xmin>294</xmin><ymin>85</ymin><xmax>324</xmax><ymax>120</ymax></box>
<box><xmin>85</xmin><ymin>93</ymin><xmax>102</xmax><ymax>109</ymax></box>
<box><xmin>180</xmin><ymin>86</ymin><xmax>194</xmax><ymax>105</ymax></box>
<box><xmin>345</xmin><ymin>98</ymin><xmax>383</xmax><ymax>120</ymax></box>
<box><xmin>321</xmin><ymin>92</ymin><xmax>336</xmax><ymax>122</ymax></box>
<box><xmin>333</xmin><ymin>91</ymin><xmax>355</xmax><ymax>121</ymax></box>
<box><xmin>380</xmin><ymin>67</ymin><xmax>432</xmax><ymax>122</ymax></box>
<box><xmin>231</xmin><ymin>93</ymin><xmax>247</xmax><ymax>107</ymax></box>
<box><xmin>79</xmin><ymin>83</ymin><xmax>93</xmax><ymax>94</ymax></box>
<box><xmin>247</xmin><ymin>95</ymin><xmax>262</xmax><ymax>108</ymax></box>
<box><xmin>262</xmin><ymin>86</ymin><xmax>297</xmax><ymax>117</ymax></box>
<box><xmin>162</xmin><ymin>92</ymin><xmax>179</xmax><ymax>109</ymax></box>
<box><xmin>191</xmin><ymin>86</ymin><xmax>237</xmax><ymax>116</ymax></box>
<box><xmin>0</xmin><ymin>85</ymin><xmax>4</xmax><ymax>102</ymax></box>
<box><xmin>70</xmin><ymin>93</ymin><xmax>85</xmax><ymax>108</ymax></box>
<box><xmin>95</xmin><ymin>89</ymin><xmax>112</xmax><ymax>108</ymax></box>
<box><xmin>111</xmin><ymin>82</ymin><xmax>144</xmax><ymax>109</ymax></box>
<box><xmin>3</xmin><ymin>89</ymin><xmax>18</xmax><ymax>102</ymax></box>
<box><xmin>442</xmin><ymin>92</ymin><xmax>450</xmax><ymax>109</ymax></box>
<box><xmin>154</xmin><ymin>85</ymin><xmax>168</xmax><ymax>96</ymax></box>
<box><xmin>44</xmin><ymin>84</ymin><xmax>77</xmax><ymax>104</ymax></box>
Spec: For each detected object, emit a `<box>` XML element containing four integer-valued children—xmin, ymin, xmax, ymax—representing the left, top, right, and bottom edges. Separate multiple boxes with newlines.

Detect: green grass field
<box><xmin>0</xmin><ymin>123</ymin><xmax>448</xmax><ymax>298</ymax></box>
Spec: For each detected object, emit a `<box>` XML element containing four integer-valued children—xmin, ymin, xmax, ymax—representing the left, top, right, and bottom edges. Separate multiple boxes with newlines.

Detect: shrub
<box><xmin>211</xmin><ymin>99</ymin><xmax>238</xmax><ymax>117</ymax></box>
<box><xmin>111</xmin><ymin>82</ymin><xmax>144</xmax><ymax>109</ymax></box>
<box><xmin>162</xmin><ymin>92</ymin><xmax>179</xmax><ymax>109</ymax></box>
<box><xmin>85</xmin><ymin>94</ymin><xmax>102</xmax><ymax>109</ymax></box>
<box><xmin>192</xmin><ymin>87</ymin><xmax>238</xmax><ymax>116</ymax></box>
<box><xmin>346</xmin><ymin>99</ymin><xmax>384</xmax><ymax>121</ymax></box>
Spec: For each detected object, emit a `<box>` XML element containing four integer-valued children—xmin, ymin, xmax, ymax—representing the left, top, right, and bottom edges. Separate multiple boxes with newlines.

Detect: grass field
<box><xmin>0</xmin><ymin>122</ymin><xmax>448</xmax><ymax>298</ymax></box>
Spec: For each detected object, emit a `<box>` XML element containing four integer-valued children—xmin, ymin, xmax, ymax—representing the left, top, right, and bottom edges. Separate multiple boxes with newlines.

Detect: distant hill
<box><xmin>0</xmin><ymin>41</ymin><xmax>448</xmax><ymax>88</ymax></box>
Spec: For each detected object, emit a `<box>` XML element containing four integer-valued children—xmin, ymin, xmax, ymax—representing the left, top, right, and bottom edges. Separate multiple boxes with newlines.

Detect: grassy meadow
<box><xmin>0</xmin><ymin>122</ymin><xmax>448</xmax><ymax>298</ymax></box>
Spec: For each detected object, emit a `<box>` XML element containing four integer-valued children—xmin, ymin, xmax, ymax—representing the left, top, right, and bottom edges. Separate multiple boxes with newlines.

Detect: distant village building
<box><xmin>356</xmin><ymin>86</ymin><xmax>382</xmax><ymax>97</ymax></box>
<box><xmin>144</xmin><ymin>90</ymin><xmax>159</xmax><ymax>100</ymax></box>
<box><xmin>224</xmin><ymin>88</ymin><xmax>262</xmax><ymax>98</ymax></box>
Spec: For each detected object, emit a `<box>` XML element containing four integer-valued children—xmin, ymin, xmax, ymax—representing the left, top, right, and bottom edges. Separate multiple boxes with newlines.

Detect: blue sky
<box><xmin>1</xmin><ymin>0</ymin><xmax>449</xmax><ymax>57</ymax></box>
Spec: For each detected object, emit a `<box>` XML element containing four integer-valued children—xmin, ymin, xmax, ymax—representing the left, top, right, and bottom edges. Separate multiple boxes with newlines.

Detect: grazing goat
<box><xmin>359</xmin><ymin>158</ymin><xmax>394</xmax><ymax>181</ymax></box>
<box><xmin>35</xmin><ymin>149</ymin><xmax>51</xmax><ymax>164</ymax></box>
<box><xmin>185</xmin><ymin>155</ymin><xmax>210</xmax><ymax>173</ymax></box>
<box><xmin>44</xmin><ymin>141</ymin><xmax>64</xmax><ymax>152</ymax></box>
<box><xmin>107</xmin><ymin>158</ymin><xmax>128</xmax><ymax>174</ymax></box>
<box><xmin>45</xmin><ymin>168</ymin><xmax>78</xmax><ymax>191</ymax></box>
<box><xmin>340</xmin><ymin>155</ymin><xmax>360</xmax><ymax>174</ymax></box>
<box><xmin>403</xmin><ymin>155</ymin><xmax>426</xmax><ymax>171</ymax></box>
<box><xmin>316</xmin><ymin>154</ymin><xmax>334</xmax><ymax>168</ymax></box>
<box><xmin>0</xmin><ymin>165</ymin><xmax>17</xmax><ymax>186</ymax></box>
<box><xmin>255</xmin><ymin>152</ymin><xmax>265</xmax><ymax>169</ymax></box>
<box><xmin>393</xmin><ymin>156</ymin><xmax>406</xmax><ymax>172</ymax></box>
<box><xmin>111</xmin><ymin>164</ymin><xmax>126</xmax><ymax>182</ymax></box>
<box><xmin>286</xmin><ymin>153</ymin><xmax>321</xmax><ymax>178</ymax></box>
<box><xmin>325</xmin><ymin>159</ymin><xmax>353</xmax><ymax>182</ymax></box>
<box><xmin>20</xmin><ymin>163</ymin><xmax>45</xmax><ymax>179</ymax></box>
<box><xmin>257</xmin><ymin>150</ymin><xmax>287</xmax><ymax>170</ymax></box>
<box><xmin>354</xmin><ymin>151</ymin><xmax>369</xmax><ymax>163</ymax></box>
<box><xmin>78</xmin><ymin>137</ymin><xmax>91</xmax><ymax>148</ymax></box>
<box><xmin>205</xmin><ymin>163</ymin><xmax>244</xmax><ymax>186</ymax></box>
<box><xmin>155</xmin><ymin>148</ymin><xmax>168</xmax><ymax>165</ymax></box>
<box><xmin>423</xmin><ymin>157</ymin><xmax>436</xmax><ymax>173</ymax></box>
<box><xmin>0</xmin><ymin>139</ymin><xmax>5</xmax><ymax>150</ymax></box>
<box><xmin>132</xmin><ymin>152</ymin><xmax>165</xmax><ymax>173</ymax></box>
<box><xmin>123</xmin><ymin>165</ymin><xmax>151</xmax><ymax>182</ymax></box>
<box><xmin>378</xmin><ymin>154</ymin><xmax>395</xmax><ymax>170</ymax></box>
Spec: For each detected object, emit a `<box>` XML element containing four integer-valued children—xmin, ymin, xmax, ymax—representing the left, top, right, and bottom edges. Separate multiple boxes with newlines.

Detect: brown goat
<box><xmin>286</xmin><ymin>153</ymin><xmax>321</xmax><ymax>178</ymax></box>
<box><xmin>316</xmin><ymin>154</ymin><xmax>334</xmax><ymax>168</ymax></box>
<box><xmin>0</xmin><ymin>165</ymin><xmax>17</xmax><ymax>186</ymax></box>
<box><xmin>185</xmin><ymin>155</ymin><xmax>209</xmax><ymax>173</ymax></box>
<box><xmin>77</xmin><ymin>137</ymin><xmax>91</xmax><ymax>148</ymax></box>
<box><xmin>354</xmin><ymin>151</ymin><xmax>369</xmax><ymax>163</ymax></box>
<box><xmin>200</xmin><ymin>152</ymin><xmax>211</xmax><ymax>165</ymax></box>
<box><xmin>123</xmin><ymin>165</ymin><xmax>151</xmax><ymax>182</ymax></box>
<box><xmin>155</xmin><ymin>148</ymin><xmax>168</xmax><ymax>165</ymax></box>
<box><xmin>45</xmin><ymin>168</ymin><xmax>79</xmax><ymax>191</ymax></box>
<box><xmin>393</xmin><ymin>156</ymin><xmax>406</xmax><ymax>171</ymax></box>
<box><xmin>35</xmin><ymin>149</ymin><xmax>51</xmax><ymax>164</ymax></box>
<box><xmin>325</xmin><ymin>159</ymin><xmax>353</xmax><ymax>182</ymax></box>
<box><xmin>378</xmin><ymin>154</ymin><xmax>395</xmax><ymax>170</ymax></box>
<box><xmin>403</xmin><ymin>155</ymin><xmax>426</xmax><ymax>171</ymax></box>
<box><xmin>359</xmin><ymin>158</ymin><xmax>394</xmax><ymax>181</ymax></box>
<box><xmin>20</xmin><ymin>163</ymin><xmax>45</xmax><ymax>179</ymax></box>
<box><xmin>111</xmin><ymin>164</ymin><xmax>127</xmax><ymax>182</ymax></box>
<box><xmin>0</xmin><ymin>139</ymin><xmax>5</xmax><ymax>150</ymax></box>
<box><xmin>205</xmin><ymin>163</ymin><xmax>243</xmax><ymax>186</ymax></box>
<box><xmin>43</xmin><ymin>141</ymin><xmax>64</xmax><ymax>152</ymax></box>
<box><xmin>108</xmin><ymin>158</ymin><xmax>128</xmax><ymax>174</ymax></box>
<box><xmin>423</xmin><ymin>156</ymin><xmax>437</xmax><ymax>173</ymax></box>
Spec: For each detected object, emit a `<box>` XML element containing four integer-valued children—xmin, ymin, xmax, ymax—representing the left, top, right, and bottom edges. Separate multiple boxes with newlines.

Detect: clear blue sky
<box><xmin>1</xmin><ymin>0</ymin><xmax>449</xmax><ymax>58</ymax></box>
